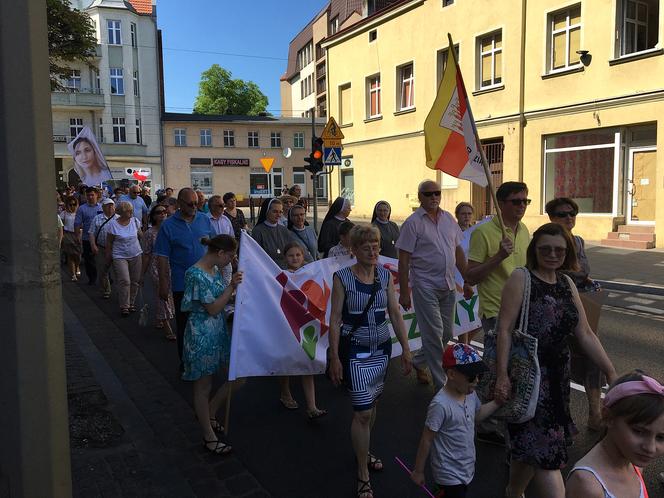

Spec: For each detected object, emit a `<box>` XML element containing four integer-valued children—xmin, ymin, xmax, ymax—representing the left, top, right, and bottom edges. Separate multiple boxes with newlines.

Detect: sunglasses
<box><xmin>506</xmin><ymin>198</ymin><xmax>531</xmax><ymax>206</ymax></box>
<box><xmin>421</xmin><ymin>190</ymin><xmax>442</xmax><ymax>197</ymax></box>
<box><xmin>536</xmin><ymin>245</ymin><xmax>568</xmax><ymax>257</ymax></box>
<box><xmin>154</xmin><ymin>209</ymin><xmax>167</xmax><ymax>214</ymax></box>
<box><xmin>552</xmin><ymin>211</ymin><xmax>577</xmax><ymax>218</ymax></box>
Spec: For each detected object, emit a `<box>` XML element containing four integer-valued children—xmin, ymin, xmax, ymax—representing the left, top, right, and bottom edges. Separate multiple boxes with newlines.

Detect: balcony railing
<box><xmin>51</xmin><ymin>88</ymin><xmax>105</xmax><ymax>108</ymax></box>
<box><xmin>316</xmin><ymin>44</ymin><xmax>325</xmax><ymax>61</ymax></box>
<box><xmin>316</xmin><ymin>63</ymin><xmax>326</xmax><ymax>79</ymax></box>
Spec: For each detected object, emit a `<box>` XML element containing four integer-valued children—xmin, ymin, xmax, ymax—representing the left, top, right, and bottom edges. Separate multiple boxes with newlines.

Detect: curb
<box><xmin>596</xmin><ymin>279</ymin><xmax>664</xmax><ymax>296</ymax></box>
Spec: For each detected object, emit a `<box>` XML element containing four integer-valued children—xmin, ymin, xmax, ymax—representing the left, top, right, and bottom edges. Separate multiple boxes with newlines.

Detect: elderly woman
<box><xmin>546</xmin><ymin>197</ymin><xmax>604</xmax><ymax>430</ymax></box>
<box><xmin>279</xmin><ymin>195</ymin><xmax>297</xmax><ymax>226</ymax></box>
<box><xmin>287</xmin><ymin>203</ymin><xmax>318</xmax><ymax>262</ymax></box>
<box><xmin>370</xmin><ymin>201</ymin><xmax>399</xmax><ymax>258</ymax></box>
<box><xmin>318</xmin><ymin>197</ymin><xmax>351</xmax><ymax>257</ymax></box>
<box><xmin>329</xmin><ymin>225</ymin><xmax>412</xmax><ymax>498</ymax></box>
<box><xmin>494</xmin><ymin>223</ymin><xmax>616</xmax><ymax>498</ymax></box>
<box><xmin>222</xmin><ymin>192</ymin><xmax>247</xmax><ymax>241</ymax></box>
<box><xmin>60</xmin><ymin>196</ymin><xmax>82</xmax><ymax>281</ymax></box>
<box><xmin>106</xmin><ymin>201</ymin><xmax>143</xmax><ymax>316</ymax></box>
<box><xmin>454</xmin><ymin>202</ymin><xmax>474</xmax><ymax>231</ymax></box>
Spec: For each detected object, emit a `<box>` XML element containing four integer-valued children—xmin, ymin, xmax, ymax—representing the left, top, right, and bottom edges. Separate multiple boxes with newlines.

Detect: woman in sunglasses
<box><xmin>494</xmin><ymin>223</ymin><xmax>616</xmax><ymax>498</ymax></box>
<box><xmin>546</xmin><ymin>197</ymin><xmax>604</xmax><ymax>431</ymax></box>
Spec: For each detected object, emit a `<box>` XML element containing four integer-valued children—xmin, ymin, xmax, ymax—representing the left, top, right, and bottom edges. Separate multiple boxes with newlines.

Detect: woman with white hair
<box><xmin>106</xmin><ymin>201</ymin><xmax>143</xmax><ymax>316</ymax></box>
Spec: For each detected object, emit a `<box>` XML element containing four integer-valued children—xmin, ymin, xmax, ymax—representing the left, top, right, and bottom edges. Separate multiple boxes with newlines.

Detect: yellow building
<box><xmin>162</xmin><ymin>113</ymin><xmax>324</xmax><ymax>201</ymax></box>
<box><xmin>322</xmin><ymin>0</ymin><xmax>664</xmax><ymax>248</ymax></box>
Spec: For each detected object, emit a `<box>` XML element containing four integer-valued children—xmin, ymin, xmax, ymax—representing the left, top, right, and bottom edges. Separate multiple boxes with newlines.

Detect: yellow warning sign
<box><xmin>259</xmin><ymin>157</ymin><xmax>275</xmax><ymax>172</ymax></box>
<box><xmin>321</xmin><ymin>117</ymin><xmax>344</xmax><ymax>140</ymax></box>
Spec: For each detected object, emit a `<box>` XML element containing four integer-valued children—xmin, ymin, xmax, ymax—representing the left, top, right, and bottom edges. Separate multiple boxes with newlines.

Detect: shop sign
<box><xmin>213</xmin><ymin>158</ymin><xmax>250</xmax><ymax>167</ymax></box>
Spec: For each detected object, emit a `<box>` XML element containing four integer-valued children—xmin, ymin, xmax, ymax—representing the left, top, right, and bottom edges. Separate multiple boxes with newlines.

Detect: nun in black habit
<box><xmin>317</xmin><ymin>196</ymin><xmax>351</xmax><ymax>257</ymax></box>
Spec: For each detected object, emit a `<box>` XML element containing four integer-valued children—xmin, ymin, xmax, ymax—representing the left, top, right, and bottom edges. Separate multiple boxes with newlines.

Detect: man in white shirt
<box><xmin>207</xmin><ymin>195</ymin><xmax>234</xmax><ymax>236</ymax></box>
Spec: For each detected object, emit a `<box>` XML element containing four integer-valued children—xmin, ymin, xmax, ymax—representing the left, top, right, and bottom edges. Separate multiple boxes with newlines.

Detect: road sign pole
<box><xmin>310</xmin><ymin>109</ymin><xmax>319</xmax><ymax>234</ymax></box>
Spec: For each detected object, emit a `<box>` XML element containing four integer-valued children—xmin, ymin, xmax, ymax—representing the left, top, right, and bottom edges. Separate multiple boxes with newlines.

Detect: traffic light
<box><xmin>304</xmin><ymin>136</ymin><xmax>324</xmax><ymax>174</ymax></box>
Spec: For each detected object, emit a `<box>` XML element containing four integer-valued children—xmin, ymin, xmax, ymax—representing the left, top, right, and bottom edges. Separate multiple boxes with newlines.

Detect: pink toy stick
<box><xmin>394</xmin><ymin>456</ymin><xmax>436</xmax><ymax>498</ymax></box>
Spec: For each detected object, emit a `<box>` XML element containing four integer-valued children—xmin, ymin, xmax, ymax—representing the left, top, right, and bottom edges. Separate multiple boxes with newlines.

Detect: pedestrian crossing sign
<box><xmin>323</xmin><ymin>147</ymin><xmax>342</xmax><ymax>166</ymax></box>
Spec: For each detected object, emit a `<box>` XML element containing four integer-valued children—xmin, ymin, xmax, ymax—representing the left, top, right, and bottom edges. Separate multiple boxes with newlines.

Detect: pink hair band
<box><xmin>604</xmin><ymin>376</ymin><xmax>664</xmax><ymax>408</ymax></box>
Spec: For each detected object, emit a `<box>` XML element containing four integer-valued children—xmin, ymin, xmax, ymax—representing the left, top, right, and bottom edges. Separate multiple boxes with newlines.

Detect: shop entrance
<box><xmin>627</xmin><ymin>148</ymin><xmax>657</xmax><ymax>224</ymax></box>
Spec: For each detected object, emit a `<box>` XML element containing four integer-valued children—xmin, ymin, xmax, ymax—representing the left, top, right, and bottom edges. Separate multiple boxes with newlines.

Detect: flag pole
<box><xmin>446</xmin><ymin>33</ymin><xmax>506</xmax><ymax>239</ymax></box>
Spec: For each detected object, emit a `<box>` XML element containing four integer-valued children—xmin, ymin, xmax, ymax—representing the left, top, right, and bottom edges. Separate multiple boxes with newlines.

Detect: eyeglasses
<box><xmin>421</xmin><ymin>191</ymin><xmax>442</xmax><ymax>197</ymax></box>
<box><xmin>536</xmin><ymin>245</ymin><xmax>568</xmax><ymax>257</ymax></box>
<box><xmin>552</xmin><ymin>211</ymin><xmax>577</xmax><ymax>218</ymax></box>
<box><xmin>507</xmin><ymin>198</ymin><xmax>532</xmax><ymax>206</ymax></box>
<box><xmin>154</xmin><ymin>209</ymin><xmax>166</xmax><ymax>214</ymax></box>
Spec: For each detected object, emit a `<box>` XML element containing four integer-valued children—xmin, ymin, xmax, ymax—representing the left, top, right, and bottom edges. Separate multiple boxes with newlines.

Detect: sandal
<box><xmin>203</xmin><ymin>439</ymin><xmax>232</xmax><ymax>455</ymax></box>
<box><xmin>367</xmin><ymin>453</ymin><xmax>383</xmax><ymax>472</ymax></box>
<box><xmin>210</xmin><ymin>418</ymin><xmax>224</xmax><ymax>434</ymax></box>
<box><xmin>307</xmin><ymin>408</ymin><xmax>328</xmax><ymax>420</ymax></box>
<box><xmin>357</xmin><ymin>478</ymin><xmax>373</xmax><ymax>498</ymax></box>
<box><xmin>165</xmin><ymin>330</ymin><xmax>176</xmax><ymax>341</ymax></box>
<box><xmin>128</xmin><ymin>305</ymin><xmax>137</xmax><ymax>312</ymax></box>
<box><xmin>121</xmin><ymin>308</ymin><xmax>130</xmax><ymax>316</ymax></box>
<box><xmin>279</xmin><ymin>397</ymin><xmax>299</xmax><ymax>410</ymax></box>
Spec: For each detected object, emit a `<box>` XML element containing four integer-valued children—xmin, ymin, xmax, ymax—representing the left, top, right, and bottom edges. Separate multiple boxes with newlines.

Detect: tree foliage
<box><xmin>193</xmin><ymin>64</ymin><xmax>269</xmax><ymax>116</ymax></box>
<box><xmin>47</xmin><ymin>0</ymin><xmax>98</xmax><ymax>89</ymax></box>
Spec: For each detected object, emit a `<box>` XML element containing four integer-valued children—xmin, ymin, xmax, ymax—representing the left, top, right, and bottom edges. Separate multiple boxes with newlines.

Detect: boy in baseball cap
<box><xmin>411</xmin><ymin>344</ymin><xmax>502</xmax><ymax>498</ymax></box>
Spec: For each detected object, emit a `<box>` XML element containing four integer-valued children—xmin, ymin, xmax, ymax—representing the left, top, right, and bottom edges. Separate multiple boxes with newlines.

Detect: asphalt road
<box><xmin>76</xmin><ymin>277</ymin><xmax>664</xmax><ymax>498</ymax></box>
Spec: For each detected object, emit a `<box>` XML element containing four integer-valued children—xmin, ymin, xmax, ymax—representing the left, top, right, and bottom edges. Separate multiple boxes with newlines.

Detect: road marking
<box><xmin>623</xmin><ymin>296</ymin><xmax>657</xmax><ymax>305</ymax></box>
<box><xmin>627</xmin><ymin>304</ymin><xmax>664</xmax><ymax>315</ymax></box>
<box><xmin>603</xmin><ymin>304</ymin><xmax>664</xmax><ymax>322</ymax></box>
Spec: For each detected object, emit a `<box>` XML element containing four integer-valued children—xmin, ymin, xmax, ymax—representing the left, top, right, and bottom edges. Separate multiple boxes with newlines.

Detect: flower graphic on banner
<box><xmin>275</xmin><ymin>272</ymin><xmax>331</xmax><ymax>360</ymax></box>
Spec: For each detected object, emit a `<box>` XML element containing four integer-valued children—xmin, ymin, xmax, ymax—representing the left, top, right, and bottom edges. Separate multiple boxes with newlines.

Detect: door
<box><xmin>272</xmin><ymin>168</ymin><xmax>283</xmax><ymax>197</ymax></box>
<box><xmin>292</xmin><ymin>168</ymin><xmax>306</xmax><ymax>196</ymax></box>
<box><xmin>627</xmin><ymin>148</ymin><xmax>656</xmax><ymax>224</ymax></box>
<box><xmin>340</xmin><ymin>169</ymin><xmax>354</xmax><ymax>206</ymax></box>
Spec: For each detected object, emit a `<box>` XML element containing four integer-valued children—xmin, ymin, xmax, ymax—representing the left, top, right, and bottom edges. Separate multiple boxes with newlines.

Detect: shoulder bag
<box><xmin>476</xmin><ymin>267</ymin><xmax>541</xmax><ymax>424</ymax></box>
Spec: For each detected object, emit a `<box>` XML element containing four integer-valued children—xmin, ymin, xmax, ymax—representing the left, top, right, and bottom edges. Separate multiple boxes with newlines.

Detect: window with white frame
<box><xmin>339</xmin><ymin>83</ymin><xmax>352</xmax><ymax>125</ymax></box>
<box><xmin>544</xmin><ymin>129</ymin><xmax>620</xmax><ymax>214</ymax></box>
<box><xmin>294</xmin><ymin>132</ymin><xmax>305</xmax><ymax>148</ymax></box>
<box><xmin>297</xmin><ymin>42</ymin><xmax>313</xmax><ymax>70</ymax></box>
<box><xmin>98</xmin><ymin>118</ymin><xmax>104</xmax><ymax>143</ymax></box>
<box><xmin>110</xmin><ymin>68</ymin><xmax>124</xmax><ymax>95</ymax></box>
<box><xmin>69</xmin><ymin>118</ymin><xmax>83</xmax><ymax>138</ymax></box>
<box><xmin>64</xmin><ymin>70</ymin><xmax>81</xmax><ymax>91</ymax></box>
<box><xmin>130</xmin><ymin>22</ymin><xmax>137</xmax><ymax>47</ymax></box>
<box><xmin>617</xmin><ymin>0</ymin><xmax>659</xmax><ymax>56</ymax></box>
<box><xmin>477</xmin><ymin>31</ymin><xmax>503</xmax><ymax>89</ymax></box>
<box><xmin>133</xmin><ymin>71</ymin><xmax>139</xmax><ymax>96</ymax></box>
<box><xmin>223</xmin><ymin>130</ymin><xmax>235</xmax><ymax>147</ymax></box>
<box><xmin>94</xmin><ymin>70</ymin><xmax>101</xmax><ymax>91</ymax></box>
<box><xmin>248</xmin><ymin>130</ymin><xmax>259</xmax><ymax>148</ymax></box>
<box><xmin>107</xmin><ymin>20</ymin><xmax>122</xmax><ymax>45</ymax></box>
<box><xmin>366</xmin><ymin>74</ymin><xmax>381</xmax><ymax>118</ymax></box>
<box><xmin>174</xmin><ymin>128</ymin><xmax>186</xmax><ymax>146</ymax></box>
<box><xmin>190</xmin><ymin>167</ymin><xmax>213</xmax><ymax>194</ymax></box>
<box><xmin>329</xmin><ymin>16</ymin><xmax>339</xmax><ymax>35</ymax></box>
<box><xmin>270</xmin><ymin>132</ymin><xmax>282</xmax><ymax>148</ymax></box>
<box><xmin>548</xmin><ymin>5</ymin><xmax>582</xmax><ymax>72</ymax></box>
<box><xmin>436</xmin><ymin>44</ymin><xmax>460</xmax><ymax>86</ymax></box>
<box><xmin>112</xmin><ymin>117</ymin><xmax>126</xmax><ymax>143</ymax></box>
<box><xmin>135</xmin><ymin>119</ymin><xmax>141</xmax><ymax>144</ymax></box>
<box><xmin>200</xmin><ymin>129</ymin><xmax>212</xmax><ymax>147</ymax></box>
<box><xmin>397</xmin><ymin>63</ymin><xmax>415</xmax><ymax>111</ymax></box>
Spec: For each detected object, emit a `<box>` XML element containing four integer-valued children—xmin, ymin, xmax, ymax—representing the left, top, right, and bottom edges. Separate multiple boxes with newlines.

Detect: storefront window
<box><xmin>544</xmin><ymin>129</ymin><xmax>619</xmax><ymax>214</ymax></box>
<box><xmin>250</xmin><ymin>168</ymin><xmax>271</xmax><ymax>196</ymax></box>
<box><xmin>190</xmin><ymin>167</ymin><xmax>213</xmax><ymax>195</ymax></box>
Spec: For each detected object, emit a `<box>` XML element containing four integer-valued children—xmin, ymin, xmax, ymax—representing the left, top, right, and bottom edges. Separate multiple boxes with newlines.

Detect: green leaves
<box><xmin>193</xmin><ymin>64</ymin><xmax>269</xmax><ymax>116</ymax></box>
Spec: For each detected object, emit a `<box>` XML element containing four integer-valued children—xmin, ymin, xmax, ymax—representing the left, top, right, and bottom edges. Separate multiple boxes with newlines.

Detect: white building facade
<box><xmin>53</xmin><ymin>0</ymin><xmax>163</xmax><ymax>189</ymax></box>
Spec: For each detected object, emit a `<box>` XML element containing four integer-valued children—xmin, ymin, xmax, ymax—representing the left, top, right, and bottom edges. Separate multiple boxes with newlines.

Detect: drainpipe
<box><xmin>518</xmin><ymin>0</ymin><xmax>527</xmax><ymax>182</ymax></box>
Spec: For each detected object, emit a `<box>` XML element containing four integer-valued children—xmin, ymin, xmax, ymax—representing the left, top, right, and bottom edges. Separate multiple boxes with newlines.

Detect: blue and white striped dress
<box><xmin>336</xmin><ymin>265</ymin><xmax>392</xmax><ymax>411</ymax></box>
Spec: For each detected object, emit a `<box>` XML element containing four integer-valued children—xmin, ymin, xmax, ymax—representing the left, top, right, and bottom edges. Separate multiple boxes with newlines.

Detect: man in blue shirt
<box><xmin>119</xmin><ymin>185</ymin><xmax>149</xmax><ymax>230</ymax></box>
<box><xmin>75</xmin><ymin>187</ymin><xmax>103</xmax><ymax>285</ymax></box>
<box><xmin>154</xmin><ymin>187</ymin><xmax>215</xmax><ymax>361</ymax></box>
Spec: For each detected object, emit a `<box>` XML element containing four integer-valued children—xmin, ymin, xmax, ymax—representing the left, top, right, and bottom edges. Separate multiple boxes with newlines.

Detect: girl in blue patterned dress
<box><xmin>328</xmin><ymin>225</ymin><xmax>413</xmax><ymax>498</ymax></box>
<box><xmin>182</xmin><ymin>234</ymin><xmax>243</xmax><ymax>455</ymax></box>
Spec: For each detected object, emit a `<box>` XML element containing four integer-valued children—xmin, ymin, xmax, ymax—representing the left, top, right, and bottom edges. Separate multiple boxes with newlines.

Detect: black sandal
<box><xmin>357</xmin><ymin>478</ymin><xmax>373</xmax><ymax>498</ymax></box>
<box><xmin>210</xmin><ymin>418</ymin><xmax>224</xmax><ymax>434</ymax></box>
<box><xmin>367</xmin><ymin>453</ymin><xmax>383</xmax><ymax>472</ymax></box>
<box><xmin>203</xmin><ymin>439</ymin><xmax>232</xmax><ymax>455</ymax></box>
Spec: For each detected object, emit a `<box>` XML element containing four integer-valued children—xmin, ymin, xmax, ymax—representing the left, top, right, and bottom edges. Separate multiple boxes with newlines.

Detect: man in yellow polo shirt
<box><xmin>466</xmin><ymin>181</ymin><xmax>531</xmax><ymax>445</ymax></box>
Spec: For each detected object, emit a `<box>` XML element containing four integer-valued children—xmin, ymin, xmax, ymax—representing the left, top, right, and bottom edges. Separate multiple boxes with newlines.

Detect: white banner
<box><xmin>229</xmin><ymin>232</ymin><xmax>481</xmax><ymax>379</ymax></box>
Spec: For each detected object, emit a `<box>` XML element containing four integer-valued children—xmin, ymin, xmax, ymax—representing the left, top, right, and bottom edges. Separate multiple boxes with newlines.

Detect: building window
<box><xmin>300</xmin><ymin>75</ymin><xmax>314</xmax><ymax>99</ymax></box>
<box><xmin>329</xmin><ymin>16</ymin><xmax>339</xmax><ymax>35</ymax></box>
<box><xmin>199</xmin><ymin>129</ymin><xmax>212</xmax><ymax>147</ymax></box>
<box><xmin>544</xmin><ymin>129</ymin><xmax>620</xmax><ymax>214</ymax></box>
<box><xmin>293</xmin><ymin>132</ymin><xmax>305</xmax><ymax>149</ymax></box>
<box><xmin>443</xmin><ymin>0</ymin><xmax>454</xmax><ymax>5</ymax></box>
<box><xmin>339</xmin><ymin>83</ymin><xmax>352</xmax><ymax>125</ymax></box>
<box><xmin>297</xmin><ymin>41</ymin><xmax>313</xmax><ymax>70</ymax></box>
<box><xmin>98</xmin><ymin>118</ymin><xmax>104</xmax><ymax>143</ymax></box>
<box><xmin>110</xmin><ymin>68</ymin><xmax>124</xmax><ymax>95</ymax></box>
<box><xmin>135</xmin><ymin>119</ymin><xmax>141</xmax><ymax>144</ymax></box>
<box><xmin>174</xmin><ymin>128</ymin><xmax>187</xmax><ymax>147</ymax></box>
<box><xmin>64</xmin><ymin>70</ymin><xmax>81</xmax><ymax>91</ymax></box>
<box><xmin>130</xmin><ymin>22</ymin><xmax>137</xmax><ymax>47</ymax></box>
<box><xmin>477</xmin><ymin>30</ymin><xmax>503</xmax><ymax>89</ymax></box>
<box><xmin>190</xmin><ymin>167</ymin><xmax>213</xmax><ymax>195</ymax></box>
<box><xmin>107</xmin><ymin>20</ymin><xmax>122</xmax><ymax>45</ymax></box>
<box><xmin>270</xmin><ymin>132</ymin><xmax>282</xmax><ymax>148</ymax></box>
<box><xmin>369</xmin><ymin>30</ymin><xmax>377</xmax><ymax>42</ymax></box>
<box><xmin>248</xmin><ymin>131</ymin><xmax>259</xmax><ymax>148</ymax></box>
<box><xmin>366</xmin><ymin>74</ymin><xmax>381</xmax><ymax>118</ymax></box>
<box><xmin>436</xmin><ymin>44</ymin><xmax>460</xmax><ymax>86</ymax></box>
<box><xmin>112</xmin><ymin>117</ymin><xmax>126</xmax><ymax>143</ymax></box>
<box><xmin>69</xmin><ymin>118</ymin><xmax>83</xmax><ymax>138</ymax></box>
<box><xmin>617</xmin><ymin>0</ymin><xmax>659</xmax><ymax>56</ymax></box>
<box><xmin>94</xmin><ymin>70</ymin><xmax>101</xmax><ymax>91</ymax></box>
<box><xmin>548</xmin><ymin>5</ymin><xmax>582</xmax><ymax>72</ymax></box>
<box><xmin>223</xmin><ymin>130</ymin><xmax>235</xmax><ymax>147</ymax></box>
<box><xmin>133</xmin><ymin>71</ymin><xmax>139</xmax><ymax>96</ymax></box>
<box><xmin>397</xmin><ymin>63</ymin><xmax>415</xmax><ymax>111</ymax></box>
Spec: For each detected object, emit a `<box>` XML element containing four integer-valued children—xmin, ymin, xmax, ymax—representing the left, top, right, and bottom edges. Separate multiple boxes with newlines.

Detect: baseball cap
<box><xmin>102</xmin><ymin>198</ymin><xmax>115</xmax><ymax>206</ymax></box>
<box><xmin>442</xmin><ymin>343</ymin><xmax>489</xmax><ymax>378</ymax></box>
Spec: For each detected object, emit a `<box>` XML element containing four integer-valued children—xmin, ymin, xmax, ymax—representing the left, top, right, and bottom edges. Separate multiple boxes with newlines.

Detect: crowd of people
<box><xmin>56</xmin><ymin>180</ymin><xmax>664</xmax><ymax>498</ymax></box>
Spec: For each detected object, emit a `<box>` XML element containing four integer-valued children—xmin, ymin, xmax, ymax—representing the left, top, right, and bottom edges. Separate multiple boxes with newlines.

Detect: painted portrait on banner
<box><xmin>67</xmin><ymin>126</ymin><xmax>112</xmax><ymax>186</ymax></box>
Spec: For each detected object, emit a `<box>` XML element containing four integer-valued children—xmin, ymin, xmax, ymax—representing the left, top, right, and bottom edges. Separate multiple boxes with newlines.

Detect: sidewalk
<box><xmin>585</xmin><ymin>243</ymin><xmax>664</xmax><ymax>290</ymax></box>
<box><xmin>64</xmin><ymin>280</ymin><xmax>269</xmax><ymax>498</ymax></box>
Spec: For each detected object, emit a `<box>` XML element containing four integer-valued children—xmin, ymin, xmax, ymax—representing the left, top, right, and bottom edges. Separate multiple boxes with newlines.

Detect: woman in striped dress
<box><xmin>328</xmin><ymin>224</ymin><xmax>412</xmax><ymax>498</ymax></box>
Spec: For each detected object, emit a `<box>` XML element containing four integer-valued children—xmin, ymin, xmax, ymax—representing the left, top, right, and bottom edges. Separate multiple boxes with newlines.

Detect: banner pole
<box><xmin>224</xmin><ymin>380</ymin><xmax>234</xmax><ymax>436</ymax></box>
